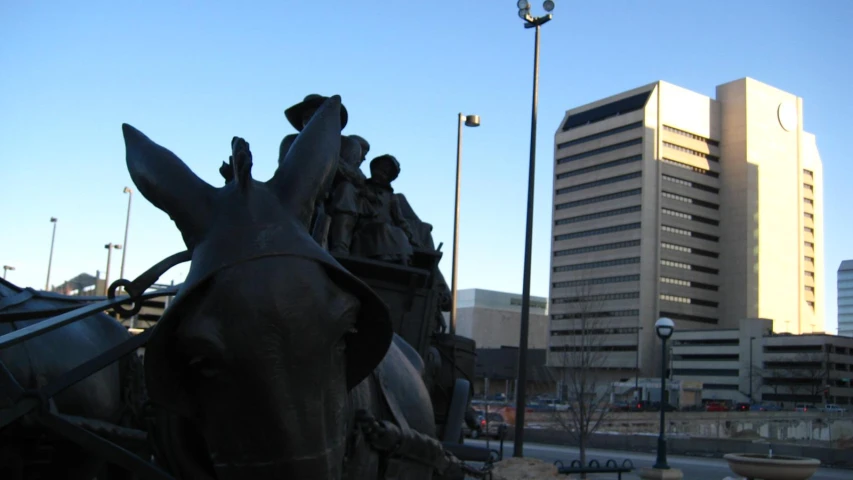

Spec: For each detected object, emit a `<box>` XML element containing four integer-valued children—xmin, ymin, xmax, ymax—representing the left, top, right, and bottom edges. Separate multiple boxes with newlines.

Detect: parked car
<box><xmin>820</xmin><ymin>404</ymin><xmax>847</xmax><ymax>413</ymax></box>
<box><xmin>794</xmin><ymin>403</ymin><xmax>815</xmax><ymax>412</ymax></box>
<box><xmin>462</xmin><ymin>410</ymin><xmax>507</xmax><ymax>439</ymax></box>
<box><xmin>648</xmin><ymin>402</ymin><xmax>677</xmax><ymax>412</ymax></box>
<box><xmin>610</xmin><ymin>402</ymin><xmax>632</xmax><ymax>412</ymax></box>
<box><xmin>705</xmin><ymin>402</ymin><xmax>729</xmax><ymax>412</ymax></box>
<box><xmin>750</xmin><ymin>403</ymin><xmax>782</xmax><ymax>412</ymax></box>
<box><xmin>735</xmin><ymin>402</ymin><xmax>751</xmax><ymax>412</ymax></box>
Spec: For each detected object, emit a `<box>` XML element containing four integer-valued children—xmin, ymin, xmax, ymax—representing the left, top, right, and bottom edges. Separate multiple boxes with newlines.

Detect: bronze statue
<box><xmin>350</xmin><ymin>155</ymin><xmax>420</xmax><ymax>265</ymax></box>
<box><xmin>121</xmin><ymin>97</ymin><xmax>473</xmax><ymax>479</ymax></box>
<box><xmin>327</xmin><ymin>135</ymin><xmax>371</xmax><ymax>255</ymax></box>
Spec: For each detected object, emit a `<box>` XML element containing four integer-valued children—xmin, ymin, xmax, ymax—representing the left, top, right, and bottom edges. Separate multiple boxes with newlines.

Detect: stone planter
<box><xmin>723</xmin><ymin>453</ymin><xmax>820</xmax><ymax>480</ymax></box>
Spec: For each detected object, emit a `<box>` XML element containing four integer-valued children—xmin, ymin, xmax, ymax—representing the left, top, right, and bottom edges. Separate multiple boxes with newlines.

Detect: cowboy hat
<box><xmin>285</xmin><ymin>94</ymin><xmax>349</xmax><ymax>132</ymax></box>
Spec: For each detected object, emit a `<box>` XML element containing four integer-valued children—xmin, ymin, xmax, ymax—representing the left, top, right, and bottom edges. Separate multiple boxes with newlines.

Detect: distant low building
<box><xmin>838</xmin><ymin>260</ymin><xmax>853</xmax><ymax>337</ymax></box>
<box><xmin>448</xmin><ymin>288</ymin><xmax>549</xmax><ymax>349</ymax></box>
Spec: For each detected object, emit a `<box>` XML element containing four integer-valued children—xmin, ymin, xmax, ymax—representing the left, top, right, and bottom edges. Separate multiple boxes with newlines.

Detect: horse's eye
<box><xmin>187</xmin><ymin>356</ymin><xmax>221</xmax><ymax>379</ymax></box>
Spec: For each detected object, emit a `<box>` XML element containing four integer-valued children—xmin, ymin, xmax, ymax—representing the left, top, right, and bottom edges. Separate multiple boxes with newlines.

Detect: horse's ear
<box><xmin>267</xmin><ymin>96</ymin><xmax>342</xmax><ymax>227</ymax></box>
<box><xmin>122</xmin><ymin>124</ymin><xmax>216</xmax><ymax>249</ymax></box>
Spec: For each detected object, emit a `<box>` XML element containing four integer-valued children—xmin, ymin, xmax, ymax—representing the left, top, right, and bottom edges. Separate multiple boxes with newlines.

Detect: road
<box><xmin>466</xmin><ymin>439</ymin><xmax>851</xmax><ymax>480</ymax></box>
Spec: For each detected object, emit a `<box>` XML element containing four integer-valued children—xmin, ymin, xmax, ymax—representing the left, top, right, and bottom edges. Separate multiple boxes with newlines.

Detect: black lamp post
<box><xmin>749</xmin><ymin>336</ymin><xmax>756</xmax><ymax>403</ymax></box>
<box><xmin>513</xmin><ymin>0</ymin><xmax>555</xmax><ymax>459</ymax></box>
<box><xmin>45</xmin><ymin>217</ymin><xmax>58</xmax><ymax>290</ymax></box>
<box><xmin>450</xmin><ymin>113</ymin><xmax>480</xmax><ymax>335</ymax></box>
<box><xmin>120</xmin><ymin>187</ymin><xmax>133</xmax><ymax>281</ymax></box>
<box><xmin>653</xmin><ymin>317</ymin><xmax>674</xmax><ymax>470</ymax></box>
<box><xmin>103</xmin><ymin>243</ymin><xmax>122</xmax><ymax>296</ymax></box>
<box><xmin>2</xmin><ymin>265</ymin><xmax>14</xmax><ymax>279</ymax></box>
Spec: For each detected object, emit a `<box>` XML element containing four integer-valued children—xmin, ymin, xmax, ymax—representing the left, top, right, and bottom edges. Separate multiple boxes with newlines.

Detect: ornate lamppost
<box><xmin>653</xmin><ymin>317</ymin><xmax>675</xmax><ymax>470</ymax></box>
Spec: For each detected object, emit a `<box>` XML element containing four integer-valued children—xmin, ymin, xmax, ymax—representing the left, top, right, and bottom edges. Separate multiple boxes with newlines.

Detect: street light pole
<box><xmin>653</xmin><ymin>317</ymin><xmax>675</xmax><ymax>470</ymax></box>
<box><xmin>2</xmin><ymin>265</ymin><xmax>14</xmax><ymax>279</ymax></box>
<box><xmin>450</xmin><ymin>113</ymin><xmax>480</xmax><ymax>335</ymax></box>
<box><xmin>513</xmin><ymin>0</ymin><xmax>554</xmax><ymax>458</ymax></box>
<box><xmin>749</xmin><ymin>336</ymin><xmax>756</xmax><ymax>403</ymax></box>
<box><xmin>634</xmin><ymin>325</ymin><xmax>643</xmax><ymax>400</ymax></box>
<box><xmin>103</xmin><ymin>243</ymin><xmax>122</xmax><ymax>296</ymax></box>
<box><xmin>45</xmin><ymin>217</ymin><xmax>58</xmax><ymax>290</ymax></box>
<box><xmin>120</xmin><ymin>187</ymin><xmax>133</xmax><ymax>281</ymax></box>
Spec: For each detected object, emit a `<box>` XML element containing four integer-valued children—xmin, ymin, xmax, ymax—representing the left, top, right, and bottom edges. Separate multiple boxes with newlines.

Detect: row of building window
<box><xmin>550</xmin><ymin>345</ymin><xmax>638</xmax><ymax>353</ymax></box>
<box><xmin>556</xmin><ymin>138</ymin><xmax>642</xmax><ymax>165</ymax></box>
<box><xmin>551</xmin><ymin>326</ymin><xmax>641</xmax><ymax>336</ymax></box>
<box><xmin>556</xmin><ymin>155</ymin><xmax>642</xmax><ymax>180</ymax></box>
<box><xmin>555</xmin><ymin>171</ymin><xmax>642</xmax><ymax>196</ymax></box>
<box><xmin>661</xmin><ymin>276</ymin><xmax>719</xmax><ymax>291</ymax></box>
<box><xmin>554</xmin><ymin>239</ymin><xmax>640</xmax><ymax>257</ymax></box>
<box><xmin>555</xmin><ymin>188</ymin><xmax>641</xmax><ymax>210</ymax></box>
<box><xmin>555</xmin><ymin>206</ymin><xmax>641</xmax><ymax>226</ymax></box>
<box><xmin>553</xmin><ymin>291</ymin><xmax>640</xmax><ymax>304</ymax></box>
<box><xmin>662</xmin><ymin>157</ymin><xmax>720</xmax><ymax>178</ymax></box>
<box><xmin>663</xmin><ymin>141</ymin><xmax>720</xmax><ymax>163</ymax></box>
<box><xmin>672</xmin><ymin>369</ymin><xmax>739</xmax><ymax>377</ymax></box>
<box><xmin>551</xmin><ymin>309</ymin><xmax>640</xmax><ymax>320</ymax></box>
<box><xmin>553</xmin><ymin>256</ymin><xmax>640</xmax><ymax>273</ymax></box>
<box><xmin>662</xmin><ymin>125</ymin><xmax>720</xmax><ymax>146</ymax></box>
<box><xmin>662</xmin><ymin>190</ymin><xmax>720</xmax><ymax>210</ymax></box>
<box><xmin>554</xmin><ymin>222</ymin><xmax>641</xmax><ymax>242</ymax></box>
<box><xmin>661</xmin><ymin>241</ymin><xmax>719</xmax><ymax>258</ymax></box>
<box><xmin>553</xmin><ymin>274</ymin><xmax>640</xmax><ymax>289</ymax></box>
<box><xmin>662</xmin><ymin>207</ymin><xmax>720</xmax><ymax>226</ymax></box>
<box><xmin>556</xmin><ymin>122</ymin><xmax>643</xmax><ymax>150</ymax></box>
<box><xmin>661</xmin><ymin>259</ymin><xmax>719</xmax><ymax>275</ymax></box>
<box><xmin>660</xmin><ymin>294</ymin><xmax>719</xmax><ymax>308</ymax></box>
<box><xmin>661</xmin><ymin>224</ymin><xmax>720</xmax><ymax>242</ymax></box>
<box><xmin>662</xmin><ymin>174</ymin><xmax>720</xmax><ymax>194</ymax></box>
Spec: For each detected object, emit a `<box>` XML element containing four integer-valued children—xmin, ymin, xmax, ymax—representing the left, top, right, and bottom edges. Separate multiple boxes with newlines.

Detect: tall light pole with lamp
<box><xmin>45</xmin><ymin>217</ymin><xmax>58</xmax><ymax>290</ymax></box>
<box><xmin>513</xmin><ymin>0</ymin><xmax>555</xmax><ymax>458</ymax></box>
<box><xmin>450</xmin><ymin>114</ymin><xmax>480</xmax><ymax>334</ymax></box>
<box><xmin>103</xmin><ymin>243</ymin><xmax>122</xmax><ymax>296</ymax></box>
<box><xmin>653</xmin><ymin>317</ymin><xmax>675</xmax><ymax>470</ymax></box>
<box><xmin>2</xmin><ymin>265</ymin><xmax>14</xmax><ymax>279</ymax></box>
<box><xmin>120</xmin><ymin>187</ymin><xmax>133</xmax><ymax>281</ymax></box>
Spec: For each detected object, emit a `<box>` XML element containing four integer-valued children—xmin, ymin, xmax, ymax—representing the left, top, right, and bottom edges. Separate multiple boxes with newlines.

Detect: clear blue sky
<box><xmin>1</xmin><ymin>1</ymin><xmax>851</xmax><ymax>333</ymax></box>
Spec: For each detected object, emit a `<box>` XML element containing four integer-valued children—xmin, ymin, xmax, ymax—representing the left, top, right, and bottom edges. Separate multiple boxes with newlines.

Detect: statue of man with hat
<box><xmin>326</xmin><ymin>134</ymin><xmax>377</xmax><ymax>255</ymax></box>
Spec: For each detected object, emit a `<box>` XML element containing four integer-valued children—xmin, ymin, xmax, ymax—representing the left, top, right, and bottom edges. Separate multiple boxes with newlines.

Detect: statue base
<box><xmin>638</xmin><ymin>467</ymin><xmax>684</xmax><ymax>480</ymax></box>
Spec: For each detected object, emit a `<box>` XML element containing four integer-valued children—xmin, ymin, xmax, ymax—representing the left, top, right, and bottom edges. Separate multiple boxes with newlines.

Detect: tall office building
<box><xmin>548</xmin><ymin>78</ymin><xmax>824</xmax><ymax>377</ymax></box>
<box><xmin>838</xmin><ymin>261</ymin><xmax>853</xmax><ymax>337</ymax></box>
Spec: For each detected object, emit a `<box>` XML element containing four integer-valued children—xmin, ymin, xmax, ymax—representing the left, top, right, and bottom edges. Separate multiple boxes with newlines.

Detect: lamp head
<box><xmin>50</xmin><ymin>217</ymin><xmax>57</xmax><ymax>223</ymax></box>
<box><xmin>655</xmin><ymin>317</ymin><xmax>675</xmax><ymax>339</ymax></box>
<box><xmin>517</xmin><ymin>0</ymin><xmax>530</xmax><ymax>8</ymax></box>
<box><xmin>464</xmin><ymin>114</ymin><xmax>481</xmax><ymax>127</ymax></box>
<box><xmin>123</xmin><ymin>186</ymin><xmax>132</xmax><ymax>194</ymax></box>
<box><xmin>543</xmin><ymin>0</ymin><xmax>555</xmax><ymax>12</ymax></box>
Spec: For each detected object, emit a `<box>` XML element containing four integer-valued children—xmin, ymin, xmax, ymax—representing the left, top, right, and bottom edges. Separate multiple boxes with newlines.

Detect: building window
<box><xmin>660</xmin><ymin>311</ymin><xmax>718</xmax><ymax>324</ymax></box>
<box><xmin>803</xmin><ymin>183</ymin><xmax>814</xmax><ymax>192</ymax></box>
<box><xmin>803</xmin><ymin>169</ymin><xmax>814</xmax><ymax>178</ymax></box>
<box><xmin>660</xmin><ymin>259</ymin><xmax>719</xmax><ymax>275</ymax></box>
<box><xmin>662</xmin><ymin>191</ymin><xmax>720</xmax><ymax>210</ymax></box>
<box><xmin>661</xmin><ymin>224</ymin><xmax>719</xmax><ymax>242</ymax></box>
<box><xmin>805</xmin><ymin>256</ymin><xmax>815</xmax><ymax>263</ymax></box>
<box><xmin>662</xmin><ymin>125</ymin><xmax>720</xmax><ymax>146</ymax></box>
<box><xmin>552</xmin><ymin>309</ymin><xmax>639</xmax><ymax>320</ymax></box>
<box><xmin>553</xmin><ymin>257</ymin><xmax>641</xmax><ymax>273</ymax></box>
<box><xmin>805</xmin><ymin>271</ymin><xmax>814</xmax><ymax>278</ymax></box>
<box><xmin>805</xmin><ymin>241</ymin><xmax>814</xmax><ymax>249</ymax></box>
<box><xmin>672</xmin><ymin>369</ymin><xmax>738</xmax><ymax>377</ymax></box>
<box><xmin>660</xmin><ymin>277</ymin><xmax>718</xmax><ymax>291</ymax></box>
<box><xmin>662</xmin><ymin>208</ymin><xmax>719</xmax><ymax>226</ymax></box>
<box><xmin>804</xmin><ymin>212</ymin><xmax>814</xmax><ymax>220</ymax></box>
<box><xmin>553</xmin><ymin>292</ymin><xmax>640</xmax><ymax>304</ymax></box>
<box><xmin>804</xmin><ymin>226</ymin><xmax>814</xmax><ymax>234</ymax></box>
<box><xmin>554</xmin><ymin>222</ymin><xmax>641</xmax><ymax>242</ymax></box>
<box><xmin>555</xmin><ymin>188</ymin><xmax>642</xmax><ymax>210</ymax></box>
<box><xmin>663</xmin><ymin>141</ymin><xmax>720</xmax><ymax>162</ymax></box>
<box><xmin>555</xmin><ymin>206</ymin><xmax>642</xmax><ymax>226</ymax></box>
<box><xmin>806</xmin><ymin>301</ymin><xmax>815</xmax><ymax>308</ymax></box>
<box><xmin>554</xmin><ymin>240</ymin><xmax>641</xmax><ymax>257</ymax></box>
<box><xmin>556</xmin><ymin>138</ymin><xmax>642</xmax><ymax>165</ymax></box>
<box><xmin>805</xmin><ymin>286</ymin><xmax>815</xmax><ymax>292</ymax></box>
<box><xmin>556</xmin><ymin>155</ymin><xmax>642</xmax><ymax>180</ymax></box>
<box><xmin>804</xmin><ymin>198</ymin><xmax>814</xmax><ymax>206</ymax></box>
<box><xmin>661</xmin><ymin>242</ymin><xmax>719</xmax><ymax>258</ymax></box>
<box><xmin>661</xmin><ymin>158</ymin><xmax>720</xmax><ymax>178</ymax></box>
<box><xmin>660</xmin><ymin>294</ymin><xmax>718</xmax><ymax>308</ymax></box>
<box><xmin>556</xmin><ymin>171</ymin><xmax>642</xmax><ymax>196</ymax></box>
<box><xmin>662</xmin><ymin>174</ymin><xmax>719</xmax><ymax>194</ymax></box>
<box><xmin>553</xmin><ymin>274</ymin><xmax>640</xmax><ymax>289</ymax></box>
<box><xmin>557</xmin><ymin>122</ymin><xmax>643</xmax><ymax>149</ymax></box>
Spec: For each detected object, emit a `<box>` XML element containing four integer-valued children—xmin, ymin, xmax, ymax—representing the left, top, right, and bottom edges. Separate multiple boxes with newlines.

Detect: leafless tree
<box><xmin>764</xmin><ymin>352</ymin><xmax>827</xmax><ymax>401</ymax></box>
<box><xmin>547</xmin><ymin>279</ymin><xmax>617</xmax><ymax>472</ymax></box>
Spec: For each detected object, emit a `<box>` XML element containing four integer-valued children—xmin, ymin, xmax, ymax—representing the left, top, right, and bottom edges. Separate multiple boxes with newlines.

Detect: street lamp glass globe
<box><xmin>518</xmin><ymin>8</ymin><xmax>530</xmax><ymax>19</ymax></box>
<box><xmin>543</xmin><ymin>0</ymin><xmax>555</xmax><ymax>12</ymax></box>
<box><xmin>655</xmin><ymin>317</ymin><xmax>675</xmax><ymax>339</ymax></box>
<box><xmin>517</xmin><ymin>0</ymin><xmax>530</xmax><ymax>9</ymax></box>
<box><xmin>464</xmin><ymin>114</ymin><xmax>481</xmax><ymax>127</ymax></box>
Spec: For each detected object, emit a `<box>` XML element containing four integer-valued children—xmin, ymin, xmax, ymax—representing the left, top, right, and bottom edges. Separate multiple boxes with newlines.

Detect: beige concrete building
<box><xmin>449</xmin><ymin>288</ymin><xmax>549</xmax><ymax>349</ymax></box>
<box><xmin>549</xmin><ymin>78</ymin><xmax>824</xmax><ymax>378</ymax></box>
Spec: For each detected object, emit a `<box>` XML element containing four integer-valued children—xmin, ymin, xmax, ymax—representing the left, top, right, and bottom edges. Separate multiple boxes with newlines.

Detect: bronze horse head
<box><xmin>123</xmin><ymin>96</ymin><xmax>394</xmax><ymax>479</ymax></box>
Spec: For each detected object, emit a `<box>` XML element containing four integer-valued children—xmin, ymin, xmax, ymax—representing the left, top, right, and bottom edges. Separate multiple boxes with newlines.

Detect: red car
<box><xmin>705</xmin><ymin>402</ymin><xmax>729</xmax><ymax>412</ymax></box>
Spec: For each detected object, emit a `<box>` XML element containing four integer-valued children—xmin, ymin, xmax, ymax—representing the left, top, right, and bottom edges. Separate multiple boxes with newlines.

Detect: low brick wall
<box><xmin>501</xmin><ymin>428</ymin><xmax>853</xmax><ymax>469</ymax></box>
